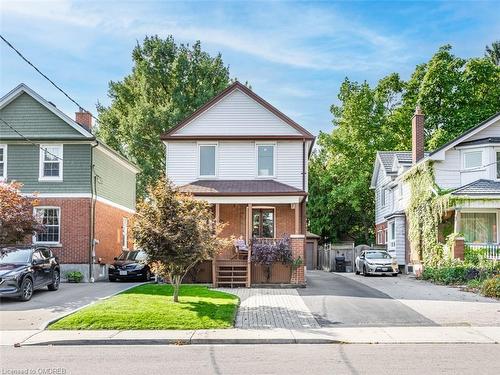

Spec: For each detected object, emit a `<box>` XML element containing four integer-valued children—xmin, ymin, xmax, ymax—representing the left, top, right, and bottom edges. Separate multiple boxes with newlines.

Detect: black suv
<box><xmin>0</xmin><ymin>246</ymin><xmax>61</xmax><ymax>301</ymax></box>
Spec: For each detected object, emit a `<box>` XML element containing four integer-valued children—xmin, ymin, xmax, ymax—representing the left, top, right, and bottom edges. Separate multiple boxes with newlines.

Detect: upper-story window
<box><xmin>198</xmin><ymin>143</ymin><xmax>217</xmax><ymax>177</ymax></box>
<box><xmin>496</xmin><ymin>152</ymin><xmax>500</xmax><ymax>179</ymax></box>
<box><xmin>0</xmin><ymin>144</ymin><xmax>6</xmax><ymax>181</ymax></box>
<box><xmin>39</xmin><ymin>144</ymin><xmax>63</xmax><ymax>181</ymax></box>
<box><xmin>380</xmin><ymin>188</ymin><xmax>386</xmax><ymax>207</ymax></box>
<box><xmin>257</xmin><ymin>144</ymin><xmax>275</xmax><ymax>177</ymax></box>
<box><xmin>398</xmin><ymin>184</ymin><xmax>403</xmax><ymax>201</ymax></box>
<box><xmin>463</xmin><ymin>150</ymin><xmax>482</xmax><ymax>170</ymax></box>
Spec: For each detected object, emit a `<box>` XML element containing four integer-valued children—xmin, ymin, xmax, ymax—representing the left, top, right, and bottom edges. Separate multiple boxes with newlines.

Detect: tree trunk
<box><xmin>173</xmin><ymin>276</ymin><xmax>180</xmax><ymax>303</ymax></box>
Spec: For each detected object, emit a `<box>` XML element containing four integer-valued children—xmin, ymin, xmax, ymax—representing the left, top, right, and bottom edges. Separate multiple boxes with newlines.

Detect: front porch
<box><xmin>211</xmin><ymin>202</ymin><xmax>307</xmax><ymax>287</ymax></box>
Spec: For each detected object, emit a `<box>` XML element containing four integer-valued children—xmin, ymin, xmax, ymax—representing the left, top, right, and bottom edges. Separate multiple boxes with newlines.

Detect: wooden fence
<box><xmin>318</xmin><ymin>242</ymin><xmax>355</xmax><ymax>272</ymax></box>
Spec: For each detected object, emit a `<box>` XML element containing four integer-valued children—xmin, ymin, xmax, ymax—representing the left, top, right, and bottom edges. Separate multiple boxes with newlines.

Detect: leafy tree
<box><xmin>96</xmin><ymin>35</ymin><xmax>231</xmax><ymax>196</ymax></box>
<box><xmin>132</xmin><ymin>177</ymin><xmax>228</xmax><ymax>302</ymax></box>
<box><xmin>0</xmin><ymin>182</ymin><xmax>42</xmax><ymax>246</ymax></box>
<box><xmin>308</xmin><ymin>45</ymin><xmax>500</xmax><ymax>244</ymax></box>
<box><xmin>485</xmin><ymin>40</ymin><xmax>500</xmax><ymax>66</ymax></box>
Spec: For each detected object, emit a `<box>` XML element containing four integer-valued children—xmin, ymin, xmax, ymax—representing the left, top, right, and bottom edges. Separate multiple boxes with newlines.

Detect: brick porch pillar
<box><xmin>452</xmin><ymin>237</ymin><xmax>465</xmax><ymax>260</ymax></box>
<box><xmin>290</xmin><ymin>234</ymin><xmax>305</xmax><ymax>285</ymax></box>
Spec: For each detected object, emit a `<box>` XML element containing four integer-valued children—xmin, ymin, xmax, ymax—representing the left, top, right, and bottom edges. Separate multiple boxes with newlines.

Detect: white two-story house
<box><xmin>161</xmin><ymin>81</ymin><xmax>315</xmax><ymax>287</ymax></box>
<box><xmin>372</xmin><ymin>109</ymin><xmax>500</xmax><ymax>271</ymax></box>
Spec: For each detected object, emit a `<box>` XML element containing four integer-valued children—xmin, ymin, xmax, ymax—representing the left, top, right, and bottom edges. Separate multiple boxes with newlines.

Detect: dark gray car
<box><xmin>0</xmin><ymin>246</ymin><xmax>61</xmax><ymax>301</ymax></box>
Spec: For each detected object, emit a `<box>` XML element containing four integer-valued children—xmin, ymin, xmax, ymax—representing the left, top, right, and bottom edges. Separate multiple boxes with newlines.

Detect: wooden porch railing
<box><xmin>465</xmin><ymin>243</ymin><xmax>500</xmax><ymax>260</ymax></box>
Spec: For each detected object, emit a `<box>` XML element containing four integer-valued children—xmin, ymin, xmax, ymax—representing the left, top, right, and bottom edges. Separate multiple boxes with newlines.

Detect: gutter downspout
<box><xmin>89</xmin><ymin>140</ymin><xmax>99</xmax><ymax>282</ymax></box>
<box><xmin>302</xmin><ymin>138</ymin><xmax>306</xmax><ymax>234</ymax></box>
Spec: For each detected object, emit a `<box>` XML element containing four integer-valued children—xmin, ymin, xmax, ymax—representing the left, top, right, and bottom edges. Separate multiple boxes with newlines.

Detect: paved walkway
<box><xmin>218</xmin><ymin>288</ymin><xmax>320</xmax><ymax>329</ymax></box>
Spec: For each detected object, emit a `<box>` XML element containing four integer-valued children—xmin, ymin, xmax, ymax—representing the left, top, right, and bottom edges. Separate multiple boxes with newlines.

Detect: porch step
<box><xmin>215</xmin><ymin>260</ymin><xmax>249</xmax><ymax>288</ymax></box>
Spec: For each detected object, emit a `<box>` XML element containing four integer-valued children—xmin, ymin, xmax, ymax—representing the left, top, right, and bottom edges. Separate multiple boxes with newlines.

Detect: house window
<box><xmin>463</xmin><ymin>150</ymin><xmax>482</xmax><ymax>170</ymax></box>
<box><xmin>0</xmin><ymin>144</ymin><xmax>6</xmax><ymax>180</ymax></box>
<box><xmin>398</xmin><ymin>184</ymin><xmax>403</xmax><ymax>201</ymax></box>
<box><xmin>380</xmin><ymin>188</ymin><xmax>386</xmax><ymax>207</ymax></box>
<box><xmin>384</xmin><ymin>228</ymin><xmax>388</xmax><ymax>244</ymax></box>
<box><xmin>496</xmin><ymin>152</ymin><xmax>500</xmax><ymax>179</ymax></box>
<box><xmin>34</xmin><ymin>207</ymin><xmax>60</xmax><ymax>244</ymax></box>
<box><xmin>461</xmin><ymin>212</ymin><xmax>497</xmax><ymax>243</ymax></box>
<box><xmin>257</xmin><ymin>144</ymin><xmax>274</xmax><ymax>177</ymax></box>
<box><xmin>252</xmin><ymin>208</ymin><xmax>275</xmax><ymax>238</ymax></box>
<box><xmin>389</xmin><ymin>221</ymin><xmax>396</xmax><ymax>249</ymax></box>
<box><xmin>39</xmin><ymin>145</ymin><xmax>63</xmax><ymax>180</ymax></box>
<box><xmin>199</xmin><ymin>144</ymin><xmax>216</xmax><ymax>177</ymax></box>
<box><xmin>377</xmin><ymin>230</ymin><xmax>383</xmax><ymax>245</ymax></box>
<box><xmin>122</xmin><ymin>217</ymin><xmax>129</xmax><ymax>249</ymax></box>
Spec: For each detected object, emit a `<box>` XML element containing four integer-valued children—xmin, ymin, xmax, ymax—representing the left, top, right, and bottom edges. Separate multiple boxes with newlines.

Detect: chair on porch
<box><xmin>233</xmin><ymin>236</ymin><xmax>249</xmax><ymax>260</ymax></box>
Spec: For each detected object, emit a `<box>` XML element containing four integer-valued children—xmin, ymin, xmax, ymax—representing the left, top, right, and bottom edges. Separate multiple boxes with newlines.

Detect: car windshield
<box><xmin>365</xmin><ymin>251</ymin><xmax>391</xmax><ymax>259</ymax></box>
<box><xmin>117</xmin><ymin>251</ymin><xmax>130</xmax><ymax>260</ymax></box>
<box><xmin>0</xmin><ymin>248</ymin><xmax>32</xmax><ymax>264</ymax></box>
<box><xmin>127</xmin><ymin>251</ymin><xmax>147</xmax><ymax>262</ymax></box>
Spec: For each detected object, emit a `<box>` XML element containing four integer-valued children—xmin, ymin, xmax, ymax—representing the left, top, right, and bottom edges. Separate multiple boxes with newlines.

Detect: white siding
<box><xmin>466</xmin><ymin>117</ymin><xmax>500</xmax><ymax>141</ymax></box>
<box><xmin>434</xmin><ymin>149</ymin><xmax>461</xmax><ymax>189</ymax></box>
<box><xmin>395</xmin><ymin>216</ymin><xmax>406</xmax><ymax>265</ymax></box>
<box><xmin>374</xmin><ymin>164</ymin><xmax>392</xmax><ymax>225</ymax></box>
<box><xmin>174</xmin><ymin>89</ymin><xmax>302</xmax><ymax>136</ymax></box>
<box><xmin>165</xmin><ymin>140</ymin><xmax>306</xmax><ymax>190</ymax></box>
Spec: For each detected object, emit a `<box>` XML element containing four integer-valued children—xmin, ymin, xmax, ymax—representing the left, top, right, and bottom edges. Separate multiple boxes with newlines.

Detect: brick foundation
<box><xmin>375</xmin><ymin>222</ymin><xmax>387</xmax><ymax>245</ymax></box>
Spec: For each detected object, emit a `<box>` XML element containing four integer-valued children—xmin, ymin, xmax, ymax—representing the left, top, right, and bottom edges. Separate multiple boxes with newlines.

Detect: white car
<box><xmin>355</xmin><ymin>250</ymin><xmax>398</xmax><ymax>276</ymax></box>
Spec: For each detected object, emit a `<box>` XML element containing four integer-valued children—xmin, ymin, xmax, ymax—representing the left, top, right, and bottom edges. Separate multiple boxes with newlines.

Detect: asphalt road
<box><xmin>299</xmin><ymin>271</ymin><xmax>436</xmax><ymax>327</ymax></box>
<box><xmin>0</xmin><ymin>281</ymin><xmax>141</xmax><ymax>330</ymax></box>
<box><xmin>2</xmin><ymin>344</ymin><xmax>499</xmax><ymax>375</ymax></box>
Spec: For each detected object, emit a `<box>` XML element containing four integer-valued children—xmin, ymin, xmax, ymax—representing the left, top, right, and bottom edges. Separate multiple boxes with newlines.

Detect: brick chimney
<box><xmin>412</xmin><ymin>106</ymin><xmax>425</xmax><ymax>164</ymax></box>
<box><xmin>75</xmin><ymin>108</ymin><xmax>92</xmax><ymax>131</ymax></box>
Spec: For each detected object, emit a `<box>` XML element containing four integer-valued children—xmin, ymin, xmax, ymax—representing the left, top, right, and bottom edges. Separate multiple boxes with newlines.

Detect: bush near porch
<box><xmin>49</xmin><ymin>284</ymin><xmax>239</xmax><ymax>330</ymax></box>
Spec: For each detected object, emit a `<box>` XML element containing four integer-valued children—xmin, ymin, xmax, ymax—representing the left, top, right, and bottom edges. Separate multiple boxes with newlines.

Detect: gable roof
<box><xmin>451</xmin><ymin>179</ymin><xmax>500</xmax><ymax>196</ymax></box>
<box><xmin>0</xmin><ymin>83</ymin><xmax>94</xmax><ymax>139</ymax></box>
<box><xmin>161</xmin><ymin>81</ymin><xmax>315</xmax><ymax>141</ymax></box>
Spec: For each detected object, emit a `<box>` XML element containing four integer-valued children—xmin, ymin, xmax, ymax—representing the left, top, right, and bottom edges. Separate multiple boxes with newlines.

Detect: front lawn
<box><xmin>49</xmin><ymin>284</ymin><xmax>239</xmax><ymax>330</ymax></box>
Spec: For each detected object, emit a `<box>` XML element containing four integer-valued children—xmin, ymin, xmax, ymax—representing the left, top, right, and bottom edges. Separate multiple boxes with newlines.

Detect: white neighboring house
<box><xmin>371</xmin><ymin>109</ymin><xmax>500</xmax><ymax>271</ymax></box>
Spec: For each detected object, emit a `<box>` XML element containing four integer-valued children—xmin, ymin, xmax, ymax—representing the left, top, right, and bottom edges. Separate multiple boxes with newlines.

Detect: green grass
<box><xmin>49</xmin><ymin>284</ymin><xmax>239</xmax><ymax>330</ymax></box>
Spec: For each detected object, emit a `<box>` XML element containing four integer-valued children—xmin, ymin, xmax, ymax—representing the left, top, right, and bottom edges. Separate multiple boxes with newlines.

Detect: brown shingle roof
<box><xmin>178</xmin><ymin>180</ymin><xmax>307</xmax><ymax>196</ymax></box>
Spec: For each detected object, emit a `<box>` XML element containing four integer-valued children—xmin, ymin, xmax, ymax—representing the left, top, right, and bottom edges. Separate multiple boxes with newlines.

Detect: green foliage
<box><xmin>65</xmin><ymin>271</ymin><xmax>84</xmax><ymax>282</ymax></box>
<box><xmin>132</xmin><ymin>177</ymin><xmax>229</xmax><ymax>302</ymax></box>
<box><xmin>481</xmin><ymin>276</ymin><xmax>500</xmax><ymax>298</ymax></box>
<box><xmin>464</xmin><ymin>247</ymin><xmax>488</xmax><ymax>266</ymax></box>
<box><xmin>485</xmin><ymin>40</ymin><xmax>500</xmax><ymax>66</ymax></box>
<box><xmin>49</xmin><ymin>284</ymin><xmax>238</xmax><ymax>330</ymax></box>
<box><xmin>96</xmin><ymin>35</ymin><xmax>231</xmax><ymax>196</ymax></box>
<box><xmin>308</xmin><ymin>44</ymin><xmax>500</xmax><ymax>245</ymax></box>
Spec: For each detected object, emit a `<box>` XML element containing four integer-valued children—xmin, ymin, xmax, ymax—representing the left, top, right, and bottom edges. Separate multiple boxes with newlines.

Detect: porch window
<box><xmin>463</xmin><ymin>150</ymin><xmax>482</xmax><ymax>170</ymax></box>
<box><xmin>257</xmin><ymin>145</ymin><xmax>274</xmax><ymax>177</ymax></box>
<box><xmin>461</xmin><ymin>212</ymin><xmax>497</xmax><ymax>243</ymax></box>
<box><xmin>199</xmin><ymin>144</ymin><xmax>216</xmax><ymax>177</ymax></box>
<box><xmin>252</xmin><ymin>209</ymin><xmax>274</xmax><ymax>238</ymax></box>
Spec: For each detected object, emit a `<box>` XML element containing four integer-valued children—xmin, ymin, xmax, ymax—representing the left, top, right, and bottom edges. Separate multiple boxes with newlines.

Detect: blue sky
<box><xmin>1</xmin><ymin>0</ymin><xmax>499</xmax><ymax>136</ymax></box>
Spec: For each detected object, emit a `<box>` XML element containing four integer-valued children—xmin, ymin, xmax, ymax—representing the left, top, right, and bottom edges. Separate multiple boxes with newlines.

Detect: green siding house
<box><xmin>0</xmin><ymin>84</ymin><xmax>139</xmax><ymax>281</ymax></box>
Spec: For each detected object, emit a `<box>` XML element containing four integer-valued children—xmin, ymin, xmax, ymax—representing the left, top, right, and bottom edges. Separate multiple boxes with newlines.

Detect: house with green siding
<box><xmin>0</xmin><ymin>84</ymin><xmax>139</xmax><ymax>281</ymax></box>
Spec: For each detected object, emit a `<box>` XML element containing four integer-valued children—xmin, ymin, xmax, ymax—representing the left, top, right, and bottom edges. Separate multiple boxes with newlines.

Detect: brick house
<box><xmin>371</xmin><ymin>109</ymin><xmax>500</xmax><ymax>272</ymax></box>
<box><xmin>0</xmin><ymin>84</ymin><xmax>139</xmax><ymax>281</ymax></box>
<box><xmin>161</xmin><ymin>81</ymin><xmax>315</xmax><ymax>286</ymax></box>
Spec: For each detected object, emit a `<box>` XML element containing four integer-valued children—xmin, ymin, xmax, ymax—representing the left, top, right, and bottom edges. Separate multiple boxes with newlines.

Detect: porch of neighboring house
<box><xmin>211</xmin><ymin>202</ymin><xmax>307</xmax><ymax>288</ymax></box>
<box><xmin>446</xmin><ymin>206</ymin><xmax>500</xmax><ymax>261</ymax></box>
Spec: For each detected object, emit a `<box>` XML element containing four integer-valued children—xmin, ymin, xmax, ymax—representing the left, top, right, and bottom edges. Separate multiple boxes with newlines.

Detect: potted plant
<box><xmin>65</xmin><ymin>270</ymin><xmax>84</xmax><ymax>283</ymax></box>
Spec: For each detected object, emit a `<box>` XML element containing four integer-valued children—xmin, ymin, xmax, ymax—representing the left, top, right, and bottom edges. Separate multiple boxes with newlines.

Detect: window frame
<box><xmin>122</xmin><ymin>217</ymin><xmax>129</xmax><ymax>250</ymax></box>
<box><xmin>462</xmin><ymin>149</ymin><xmax>483</xmax><ymax>170</ymax></box>
<box><xmin>251</xmin><ymin>206</ymin><xmax>276</xmax><ymax>238</ymax></box>
<box><xmin>255</xmin><ymin>142</ymin><xmax>276</xmax><ymax>179</ymax></box>
<box><xmin>388</xmin><ymin>221</ymin><xmax>396</xmax><ymax>249</ymax></box>
<box><xmin>39</xmin><ymin>144</ymin><xmax>63</xmax><ymax>181</ymax></box>
<box><xmin>380</xmin><ymin>188</ymin><xmax>386</xmax><ymax>207</ymax></box>
<box><xmin>460</xmin><ymin>210</ymin><xmax>498</xmax><ymax>244</ymax></box>
<box><xmin>496</xmin><ymin>151</ymin><xmax>500</xmax><ymax>180</ymax></box>
<box><xmin>197</xmin><ymin>142</ymin><xmax>218</xmax><ymax>178</ymax></box>
<box><xmin>0</xmin><ymin>144</ymin><xmax>6</xmax><ymax>181</ymax></box>
<box><xmin>33</xmin><ymin>206</ymin><xmax>61</xmax><ymax>245</ymax></box>
<box><xmin>377</xmin><ymin>230</ymin><xmax>383</xmax><ymax>245</ymax></box>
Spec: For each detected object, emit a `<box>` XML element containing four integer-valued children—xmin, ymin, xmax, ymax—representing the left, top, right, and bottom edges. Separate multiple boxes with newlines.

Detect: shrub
<box><xmin>481</xmin><ymin>276</ymin><xmax>500</xmax><ymax>298</ymax></box>
<box><xmin>251</xmin><ymin>236</ymin><xmax>293</xmax><ymax>281</ymax></box>
<box><xmin>65</xmin><ymin>271</ymin><xmax>84</xmax><ymax>283</ymax></box>
<box><xmin>464</xmin><ymin>246</ymin><xmax>488</xmax><ymax>266</ymax></box>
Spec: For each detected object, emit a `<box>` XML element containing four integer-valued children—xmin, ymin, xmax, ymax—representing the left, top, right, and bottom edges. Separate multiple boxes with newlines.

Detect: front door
<box><xmin>252</xmin><ymin>208</ymin><xmax>274</xmax><ymax>238</ymax></box>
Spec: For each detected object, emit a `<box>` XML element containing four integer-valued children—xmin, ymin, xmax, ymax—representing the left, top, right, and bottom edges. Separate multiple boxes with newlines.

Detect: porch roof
<box><xmin>178</xmin><ymin>179</ymin><xmax>307</xmax><ymax>196</ymax></box>
<box><xmin>452</xmin><ymin>179</ymin><xmax>500</xmax><ymax>196</ymax></box>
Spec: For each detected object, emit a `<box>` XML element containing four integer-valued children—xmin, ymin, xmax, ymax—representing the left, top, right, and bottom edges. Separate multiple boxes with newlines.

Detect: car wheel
<box><xmin>48</xmin><ymin>270</ymin><xmax>60</xmax><ymax>291</ymax></box>
<box><xmin>109</xmin><ymin>276</ymin><xmax>116</xmax><ymax>282</ymax></box>
<box><xmin>143</xmin><ymin>270</ymin><xmax>151</xmax><ymax>281</ymax></box>
<box><xmin>19</xmin><ymin>277</ymin><xmax>33</xmax><ymax>302</ymax></box>
<box><xmin>355</xmin><ymin>265</ymin><xmax>360</xmax><ymax>275</ymax></box>
<box><xmin>392</xmin><ymin>273</ymin><xmax>398</xmax><ymax>277</ymax></box>
<box><xmin>363</xmin><ymin>265</ymin><xmax>369</xmax><ymax>277</ymax></box>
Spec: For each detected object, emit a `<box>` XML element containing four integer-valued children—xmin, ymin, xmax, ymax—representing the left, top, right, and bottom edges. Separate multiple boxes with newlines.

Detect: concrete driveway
<box><xmin>299</xmin><ymin>271</ymin><xmax>500</xmax><ymax>327</ymax></box>
<box><xmin>0</xmin><ymin>281</ymin><xmax>141</xmax><ymax>330</ymax></box>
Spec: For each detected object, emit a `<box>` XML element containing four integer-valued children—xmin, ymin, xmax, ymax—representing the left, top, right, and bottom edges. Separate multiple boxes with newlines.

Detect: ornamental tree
<box><xmin>0</xmin><ymin>182</ymin><xmax>42</xmax><ymax>246</ymax></box>
<box><xmin>132</xmin><ymin>177</ymin><xmax>228</xmax><ymax>302</ymax></box>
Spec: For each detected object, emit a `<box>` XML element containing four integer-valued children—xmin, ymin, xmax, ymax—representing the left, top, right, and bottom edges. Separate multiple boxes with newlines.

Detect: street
<box><xmin>2</xmin><ymin>344</ymin><xmax>500</xmax><ymax>375</ymax></box>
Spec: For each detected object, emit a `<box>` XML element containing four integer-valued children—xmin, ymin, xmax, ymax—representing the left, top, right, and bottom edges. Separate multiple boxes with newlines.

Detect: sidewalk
<box><xmin>2</xmin><ymin>326</ymin><xmax>499</xmax><ymax>346</ymax></box>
